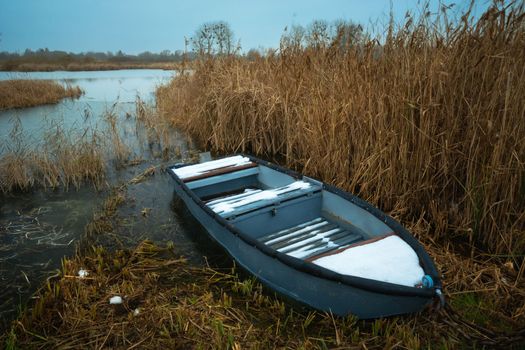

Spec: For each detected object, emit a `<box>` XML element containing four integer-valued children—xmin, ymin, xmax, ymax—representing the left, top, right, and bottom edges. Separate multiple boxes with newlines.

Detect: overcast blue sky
<box><xmin>0</xmin><ymin>0</ymin><xmax>485</xmax><ymax>54</ymax></box>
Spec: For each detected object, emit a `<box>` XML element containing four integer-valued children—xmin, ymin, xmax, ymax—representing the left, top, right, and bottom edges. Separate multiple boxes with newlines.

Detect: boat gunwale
<box><xmin>168</xmin><ymin>154</ymin><xmax>441</xmax><ymax>299</ymax></box>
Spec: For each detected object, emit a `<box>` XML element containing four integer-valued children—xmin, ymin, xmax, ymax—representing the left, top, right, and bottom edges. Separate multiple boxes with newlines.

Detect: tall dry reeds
<box><xmin>0</xmin><ymin>120</ymin><xmax>105</xmax><ymax>193</ymax></box>
<box><xmin>102</xmin><ymin>103</ymin><xmax>131</xmax><ymax>168</ymax></box>
<box><xmin>157</xmin><ymin>2</ymin><xmax>525</xmax><ymax>255</ymax></box>
<box><xmin>135</xmin><ymin>96</ymin><xmax>183</xmax><ymax>160</ymax></box>
<box><xmin>0</xmin><ymin>96</ymin><xmax>185</xmax><ymax>193</ymax></box>
<box><xmin>0</xmin><ymin>80</ymin><xmax>83</xmax><ymax>110</ymax></box>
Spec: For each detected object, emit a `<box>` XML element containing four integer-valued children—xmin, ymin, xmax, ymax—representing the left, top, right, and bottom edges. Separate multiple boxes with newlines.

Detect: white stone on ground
<box><xmin>109</xmin><ymin>296</ymin><xmax>123</xmax><ymax>305</ymax></box>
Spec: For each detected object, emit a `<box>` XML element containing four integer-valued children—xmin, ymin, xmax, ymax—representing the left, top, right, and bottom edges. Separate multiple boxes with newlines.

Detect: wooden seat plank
<box><xmin>183</xmin><ymin>162</ymin><xmax>258</xmax><ymax>183</ymax></box>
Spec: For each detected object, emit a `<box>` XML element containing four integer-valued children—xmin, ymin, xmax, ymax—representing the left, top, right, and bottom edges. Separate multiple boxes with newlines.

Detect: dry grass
<box><xmin>0</xmin><ymin>96</ymin><xmax>181</xmax><ymax>193</ymax></box>
<box><xmin>3</xmin><ymin>237</ymin><xmax>523</xmax><ymax>349</ymax></box>
<box><xmin>157</xmin><ymin>2</ymin><xmax>525</xmax><ymax>256</ymax></box>
<box><xmin>135</xmin><ymin>96</ymin><xmax>183</xmax><ymax>161</ymax></box>
<box><xmin>0</xmin><ymin>79</ymin><xmax>83</xmax><ymax>110</ymax></box>
<box><xmin>103</xmin><ymin>103</ymin><xmax>132</xmax><ymax>169</ymax></box>
<box><xmin>0</xmin><ymin>121</ymin><xmax>105</xmax><ymax>193</ymax></box>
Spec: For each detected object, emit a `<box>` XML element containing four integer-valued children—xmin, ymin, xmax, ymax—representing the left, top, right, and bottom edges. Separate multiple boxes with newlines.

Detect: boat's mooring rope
<box><xmin>439</xmin><ymin>304</ymin><xmax>525</xmax><ymax>347</ymax></box>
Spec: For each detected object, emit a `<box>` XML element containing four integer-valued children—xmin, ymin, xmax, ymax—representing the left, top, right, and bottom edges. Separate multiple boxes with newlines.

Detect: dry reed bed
<box><xmin>0</xmin><ymin>97</ymin><xmax>180</xmax><ymax>194</ymax></box>
<box><xmin>157</xmin><ymin>3</ymin><xmax>525</xmax><ymax>256</ymax></box>
<box><xmin>0</xmin><ymin>80</ymin><xmax>83</xmax><ymax>110</ymax></box>
<box><xmin>0</xmin><ymin>122</ymin><xmax>105</xmax><ymax>193</ymax></box>
<box><xmin>135</xmin><ymin>96</ymin><xmax>183</xmax><ymax>161</ymax></box>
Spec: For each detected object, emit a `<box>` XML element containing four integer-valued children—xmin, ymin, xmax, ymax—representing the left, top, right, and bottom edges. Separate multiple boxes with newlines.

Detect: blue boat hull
<box><xmin>173</xmin><ymin>181</ymin><xmax>433</xmax><ymax>318</ymax></box>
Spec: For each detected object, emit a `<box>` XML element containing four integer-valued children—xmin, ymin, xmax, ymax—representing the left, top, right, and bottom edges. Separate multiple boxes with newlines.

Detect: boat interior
<box><xmin>172</xmin><ymin>156</ymin><xmax>396</xmax><ymax>261</ymax></box>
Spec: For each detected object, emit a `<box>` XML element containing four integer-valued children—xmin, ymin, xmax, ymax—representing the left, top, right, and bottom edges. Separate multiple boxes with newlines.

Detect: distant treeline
<box><xmin>0</xmin><ymin>49</ymin><xmax>196</xmax><ymax>62</ymax></box>
<box><xmin>0</xmin><ymin>49</ymin><xmax>196</xmax><ymax>64</ymax></box>
<box><xmin>0</xmin><ymin>19</ymin><xmax>363</xmax><ymax>70</ymax></box>
<box><xmin>0</xmin><ymin>49</ymin><xmax>199</xmax><ymax>71</ymax></box>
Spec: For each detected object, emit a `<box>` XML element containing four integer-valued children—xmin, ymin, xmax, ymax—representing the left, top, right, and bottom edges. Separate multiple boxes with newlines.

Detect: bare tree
<box><xmin>281</xmin><ymin>25</ymin><xmax>306</xmax><ymax>49</ymax></box>
<box><xmin>301</xmin><ymin>20</ymin><xmax>363</xmax><ymax>50</ymax></box>
<box><xmin>191</xmin><ymin>21</ymin><xmax>235</xmax><ymax>57</ymax></box>
<box><xmin>332</xmin><ymin>20</ymin><xmax>363</xmax><ymax>49</ymax></box>
<box><xmin>306</xmin><ymin>20</ymin><xmax>330</xmax><ymax>48</ymax></box>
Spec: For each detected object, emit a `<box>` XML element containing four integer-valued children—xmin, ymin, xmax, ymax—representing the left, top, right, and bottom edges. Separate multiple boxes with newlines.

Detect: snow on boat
<box><xmin>168</xmin><ymin>155</ymin><xmax>444</xmax><ymax>318</ymax></box>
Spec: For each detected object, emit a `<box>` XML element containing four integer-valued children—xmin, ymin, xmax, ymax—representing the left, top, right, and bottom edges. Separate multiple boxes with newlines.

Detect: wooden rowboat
<box><xmin>168</xmin><ymin>155</ymin><xmax>444</xmax><ymax>318</ymax></box>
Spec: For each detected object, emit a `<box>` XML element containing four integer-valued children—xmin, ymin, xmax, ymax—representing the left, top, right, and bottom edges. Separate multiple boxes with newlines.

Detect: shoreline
<box><xmin>3</xmin><ymin>175</ymin><xmax>523</xmax><ymax>348</ymax></box>
<box><xmin>0</xmin><ymin>62</ymin><xmax>183</xmax><ymax>72</ymax></box>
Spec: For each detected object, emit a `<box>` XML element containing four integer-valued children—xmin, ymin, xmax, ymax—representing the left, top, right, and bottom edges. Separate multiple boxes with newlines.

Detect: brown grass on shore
<box><xmin>0</xmin><ymin>79</ymin><xmax>83</xmax><ymax>110</ymax></box>
<box><xmin>2</xmin><ymin>163</ymin><xmax>523</xmax><ymax>348</ymax></box>
<box><xmin>157</xmin><ymin>2</ymin><xmax>525</xmax><ymax>256</ymax></box>
<box><xmin>3</xmin><ymin>237</ymin><xmax>523</xmax><ymax>349</ymax></box>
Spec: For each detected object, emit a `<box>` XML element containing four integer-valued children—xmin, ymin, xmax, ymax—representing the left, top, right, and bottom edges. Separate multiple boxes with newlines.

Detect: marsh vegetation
<box><xmin>2</xmin><ymin>0</ymin><xmax>525</xmax><ymax>348</ymax></box>
<box><xmin>154</xmin><ymin>1</ymin><xmax>525</xmax><ymax>346</ymax></box>
<box><xmin>157</xmin><ymin>2</ymin><xmax>525</xmax><ymax>258</ymax></box>
<box><xmin>0</xmin><ymin>97</ymin><xmax>179</xmax><ymax>194</ymax></box>
<box><xmin>0</xmin><ymin>70</ymin><xmax>198</xmax><ymax>332</ymax></box>
<box><xmin>0</xmin><ymin>80</ymin><xmax>83</xmax><ymax>110</ymax></box>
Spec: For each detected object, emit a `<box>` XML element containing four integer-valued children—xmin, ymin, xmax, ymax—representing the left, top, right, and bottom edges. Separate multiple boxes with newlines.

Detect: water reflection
<box><xmin>0</xmin><ymin>69</ymin><xmax>175</xmax><ymax>103</ymax></box>
<box><xmin>0</xmin><ymin>188</ymin><xmax>99</xmax><ymax>323</ymax></box>
<box><xmin>0</xmin><ymin>70</ymin><xmax>175</xmax><ymax>140</ymax></box>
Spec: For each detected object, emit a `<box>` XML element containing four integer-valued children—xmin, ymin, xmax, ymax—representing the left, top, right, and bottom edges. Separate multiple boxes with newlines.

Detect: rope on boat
<box><xmin>439</xmin><ymin>303</ymin><xmax>525</xmax><ymax>347</ymax></box>
<box><xmin>435</xmin><ymin>288</ymin><xmax>445</xmax><ymax>310</ymax></box>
